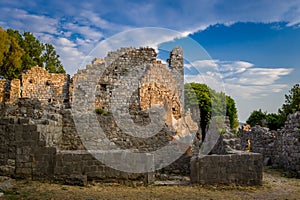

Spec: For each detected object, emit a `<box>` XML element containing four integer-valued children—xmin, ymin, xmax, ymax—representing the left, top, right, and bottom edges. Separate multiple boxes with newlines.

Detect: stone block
<box><xmin>64</xmin><ymin>174</ymin><xmax>87</xmax><ymax>186</ymax></box>
<box><xmin>191</xmin><ymin>152</ymin><xmax>263</xmax><ymax>186</ymax></box>
<box><xmin>17</xmin><ymin>118</ymin><xmax>29</xmax><ymax>124</ymax></box>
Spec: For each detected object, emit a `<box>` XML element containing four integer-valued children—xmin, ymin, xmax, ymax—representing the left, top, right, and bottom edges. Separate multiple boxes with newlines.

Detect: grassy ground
<box><xmin>1</xmin><ymin>168</ymin><xmax>299</xmax><ymax>200</ymax></box>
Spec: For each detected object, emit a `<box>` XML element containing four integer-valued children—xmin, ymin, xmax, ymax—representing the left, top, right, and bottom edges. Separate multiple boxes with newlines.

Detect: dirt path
<box><xmin>1</xmin><ymin>168</ymin><xmax>299</xmax><ymax>200</ymax></box>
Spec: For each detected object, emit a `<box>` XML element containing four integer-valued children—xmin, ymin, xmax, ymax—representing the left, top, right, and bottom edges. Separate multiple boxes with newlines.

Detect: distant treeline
<box><xmin>247</xmin><ymin>83</ymin><xmax>300</xmax><ymax>130</ymax></box>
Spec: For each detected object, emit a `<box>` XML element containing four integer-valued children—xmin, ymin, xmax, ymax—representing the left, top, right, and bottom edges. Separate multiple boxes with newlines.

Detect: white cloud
<box><xmin>49</xmin><ymin>37</ymin><xmax>86</xmax><ymax>74</ymax></box>
<box><xmin>56</xmin><ymin>38</ymin><xmax>77</xmax><ymax>47</ymax></box>
<box><xmin>77</xmin><ymin>10</ymin><xmax>132</xmax><ymax>32</ymax></box>
<box><xmin>64</xmin><ymin>23</ymin><xmax>103</xmax><ymax>41</ymax></box>
<box><xmin>185</xmin><ymin>59</ymin><xmax>293</xmax><ymax>99</ymax></box>
<box><xmin>225</xmin><ymin>68</ymin><xmax>293</xmax><ymax>85</ymax></box>
<box><xmin>88</xmin><ymin>27</ymin><xmax>192</xmax><ymax>60</ymax></box>
<box><xmin>186</xmin><ymin>60</ymin><xmax>219</xmax><ymax>69</ymax></box>
<box><xmin>220</xmin><ymin>61</ymin><xmax>254</xmax><ymax>72</ymax></box>
<box><xmin>0</xmin><ymin>8</ymin><xmax>58</xmax><ymax>35</ymax></box>
<box><xmin>185</xmin><ymin>66</ymin><xmax>292</xmax><ymax>122</ymax></box>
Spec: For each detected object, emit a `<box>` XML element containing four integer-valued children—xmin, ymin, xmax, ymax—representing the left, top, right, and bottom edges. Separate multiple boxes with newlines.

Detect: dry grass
<box><xmin>1</xmin><ymin>168</ymin><xmax>299</xmax><ymax>200</ymax></box>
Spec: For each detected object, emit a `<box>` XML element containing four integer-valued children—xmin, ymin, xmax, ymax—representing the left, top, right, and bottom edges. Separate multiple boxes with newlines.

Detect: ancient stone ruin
<box><xmin>0</xmin><ymin>47</ymin><xmax>263</xmax><ymax>186</ymax></box>
<box><xmin>241</xmin><ymin>112</ymin><xmax>300</xmax><ymax>178</ymax></box>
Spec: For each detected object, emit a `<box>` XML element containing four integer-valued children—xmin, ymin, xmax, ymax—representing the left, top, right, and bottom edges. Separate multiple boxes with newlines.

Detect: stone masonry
<box><xmin>241</xmin><ymin>111</ymin><xmax>300</xmax><ymax>177</ymax></box>
<box><xmin>22</xmin><ymin>66</ymin><xmax>70</xmax><ymax>104</ymax></box>
<box><xmin>0</xmin><ymin>47</ymin><xmax>266</xmax><ymax>185</ymax></box>
<box><xmin>190</xmin><ymin>152</ymin><xmax>263</xmax><ymax>185</ymax></box>
<box><xmin>0</xmin><ymin>47</ymin><xmax>197</xmax><ymax>185</ymax></box>
<box><xmin>0</xmin><ymin>79</ymin><xmax>20</xmax><ymax>103</ymax></box>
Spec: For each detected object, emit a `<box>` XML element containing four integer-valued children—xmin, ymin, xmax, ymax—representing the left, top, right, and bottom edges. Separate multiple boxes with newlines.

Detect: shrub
<box><xmin>94</xmin><ymin>108</ymin><xmax>109</xmax><ymax>115</ymax></box>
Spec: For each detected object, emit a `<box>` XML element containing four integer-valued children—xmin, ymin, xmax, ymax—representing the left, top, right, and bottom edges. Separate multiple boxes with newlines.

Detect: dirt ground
<box><xmin>1</xmin><ymin>168</ymin><xmax>299</xmax><ymax>200</ymax></box>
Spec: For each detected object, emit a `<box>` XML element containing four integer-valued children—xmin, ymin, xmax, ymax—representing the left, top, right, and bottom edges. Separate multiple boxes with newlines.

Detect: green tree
<box><xmin>184</xmin><ymin>83</ymin><xmax>238</xmax><ymax>138</ymax></box>
<box><xmin>210</xmin><ymin>90</ymin><xmax>226</xmax><ymax>117</ymax></box>
<box><xmin>6</xmin><ymin>29</ymin><xmax>23</xmax><ymax>45</ymax></box>
<box><xmin>43</xmin><ymin>43</ymin><xmax>65</xmax><ymax>73</ymax></box>
<box><xmin>266</xmin><ymin>113</ymin><xmax>282</xmax><ymax>130</ymax></box>
<box><xmin>1</xmin><ymin>26</ymin><xmax>66</xmax><ymax>79</ymax></box>
<box><xmin>279</xmin><ymin>84</ymin><xmax>300</xmax><ymax>120</ymax></box>
<box><xmin>185</xmin><ymin>83</ymin><xmax>212</xmax><ymax>141</ymax></box>
<box><xmin>20</xmin><ymin>31</ymin><xmax>44</xmax><ymax>70</ymax></box>
<box><xmin>0</xmin><ymin>27</ymin><xmax>10</xmax><ymax>67</ymax></box>
<box><xmin>0</xmin><ymin>27</ymin><xmax>24</xmax><ymax>79</ymax></box>
<box><xmin>226</xmin><ymin>95</ymin><xmax>239</xmax><ymax>129</ymax></box>
<box><xmin>246</xmin><ymin>109</ymin><xmax>266</xmax><ymax>127</ymax></box>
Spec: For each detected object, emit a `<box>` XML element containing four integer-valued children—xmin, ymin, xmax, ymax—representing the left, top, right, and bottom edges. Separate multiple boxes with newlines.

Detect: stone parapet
<box><xmin>190</xmin><ymin>152</ymin><xmax>263</xmax><ymax>185</ymax></box>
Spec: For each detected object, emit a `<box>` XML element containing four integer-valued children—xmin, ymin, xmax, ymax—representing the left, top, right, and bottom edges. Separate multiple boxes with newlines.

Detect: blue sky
<box><xmin>0</xmin><ymin>0</ymin><xmax>300</xmax><ymax>122</ymax></box>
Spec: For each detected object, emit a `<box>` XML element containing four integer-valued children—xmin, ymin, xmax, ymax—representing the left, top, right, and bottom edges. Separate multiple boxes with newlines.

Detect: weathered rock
<box><xmin>241</xmin><ymin>111</ymin><xmax>300</xmax><ymax>177</ymax></box>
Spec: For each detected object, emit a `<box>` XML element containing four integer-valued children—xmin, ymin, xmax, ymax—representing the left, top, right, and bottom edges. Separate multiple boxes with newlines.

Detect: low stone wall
<box><xmin>55</xmin><ymin>150</ymin><xmax>154</xmax><ymax>185</ymax></box>
<box><xmin>190</xmin><ymin>152</ymin><xmax>263</xmax><ymax>185</ymax></box>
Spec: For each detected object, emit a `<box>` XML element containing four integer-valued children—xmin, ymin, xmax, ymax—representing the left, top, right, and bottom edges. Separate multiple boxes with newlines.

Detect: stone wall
<box><xmin>0</xmin><ymin>117</ymin><xmax>153</xmax><ymax>185</ymax></box>
<box><xmin>241</xmin><ymin>111</ymin><xmax>300</xmax><ymax>177</ymax></box>
<box><xmin>22</xmin><ymin>66</ymin><xmax>70</xmax><ymax>103</ymax></box>
<box><xmin>0</xmin><ymin>117</ymin><xmax>56</xmax><ymax>179</ymax></box>
<box><xmin>9</xmin><ymin>79</ymin><xmax>21</xmax><ymax>103</ymax></box>
<box><xmin>4</xmin><ymin>98</ymin><xmax>84</xmax><ymax>151</ymax></box>
<box><xmin>0</xmin><ymin>79</ymin><xmax>20</xmax><ymax>103</ymax></box>
<box><xmin>190</xmin><ymin>152</ymin><xmax>263</xmax><ymax>185</ymax></box>
<box><xmin>55</xmin><ymin>150</ymin><xmax>154</xmax><ymax>185</ymax></box>
<box><xmin>0</xmin><ymin>46</ymin><xmax>268</xmax><ymax>186</ymax></box>
<box><xmin>0</xmin><ymin>47</ymin><xmax>197</xmax><ymax>184</ymax></box>
<box><xmin>0</xmin><ymin>79</ymin><xmax>7</xmax><ymax>103</ymax></box>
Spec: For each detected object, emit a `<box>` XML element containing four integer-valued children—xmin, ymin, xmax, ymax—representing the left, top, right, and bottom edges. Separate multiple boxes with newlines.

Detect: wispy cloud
<box><xmin>185</xmin><ymin>59</ymin><xmax>293</xmax><ymax>99</ymax></box>
<box><xmin>0</xmin><ymin>8</ymin><xmax>59</xmax><ymax>34</ymax></box>
<box><xmin>227</xmin><ymin>68</ymin><xmax>293</xmax><ymax>85</ymax></box>
<box><xmin>64</xmin><ymin>23</ymin><xmax>103</xmax><ymax>41</ymax></box>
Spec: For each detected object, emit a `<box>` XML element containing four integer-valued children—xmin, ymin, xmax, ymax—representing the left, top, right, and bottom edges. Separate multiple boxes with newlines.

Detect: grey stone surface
<box><xmin>0</xmin><ymin>47</ymin><xmax>191</xmax><ymax>185</ymax></box>
<box><xmin>241</xmin><ymin>111</ymin><xmax>300</xmax><ymax>177</ymax></box>
<box><xmin>190</xmin><ymin>152</ymin><xmax>263</xmax><ymax>185</ymax></box>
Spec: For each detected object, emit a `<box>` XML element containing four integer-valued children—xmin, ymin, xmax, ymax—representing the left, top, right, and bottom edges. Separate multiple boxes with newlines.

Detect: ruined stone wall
<box><xmin>0</xmin><ymin>47</ymin><xmax>196</xmax><ymax>184</ymax></box>
<box><xmin>168</xmin><ymin>47</ymin><xmax>184</xmax><ymax>107</ymax></box>
<box><xmin>0</xmin><ymin>117</ymin><xmax>56</xmax><ymax>178</ymax></box>
<box><xmin>0</xmin><ymin>116</ymin><xmax>153</xmax><ymax>185</ymax></box>
<box><xmin>0</xmin><ymin>79</ymin><xmax>7</xmax><ymax>103</ymax></box>
<box><xmin>190</xmin><ymin>152</ymin><xmax>263</xmax><ymax>185</ymax></box>
<box><xmin>2</xmin><ymin>98</ymin><xmax>83</xmax><ymax>151</ymax></box>
<box><xmin>22</xmin><ymin>66</ymin><xmax>70</xmax><ymax>103</ymax></box>
<box><xmin>55</xmin><ymin>150</ymin><xmax>154</xmax><ymax>185</ymax></box>
<box><xmin>241</xmin><ymin>111</ymin><xmax>300</xmax><ymax>177</ymax></box>
<box><xmin>9</xmin><ymin>79</ymin><xmax>21</xmax><ymax>103</ymax></box>
<box><xmin>0</xmin><ymin>79</ymin><xmax>20</xmax><ymax>103</ymax></box>
<box><xmin>70</xmin><ymin>47</ymin><xmax>197</xmax><ymax>177</ymax></box>
<box><xmin>72</xmin><ymin>47</ymin><xmax>195</xmax><ymax>152</ymax></box>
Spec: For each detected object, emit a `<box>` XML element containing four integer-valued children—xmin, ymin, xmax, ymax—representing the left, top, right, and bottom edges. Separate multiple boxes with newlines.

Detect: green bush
<box><xmin>218</xmin><ymin>128</ymin><xmax>226</xmax><ymax>134</ymax></box>
<box><xmin>94</xmin><ymin>108</ymin><xmax>109</xmax><ymax>115</ymax></box>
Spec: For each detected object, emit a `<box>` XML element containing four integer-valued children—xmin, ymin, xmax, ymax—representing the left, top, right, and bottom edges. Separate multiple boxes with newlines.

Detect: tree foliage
<box><xmin>185</xmin><ymin>82</ymin><xmax>239</xmax><ymax>139</ymax></box>
<box><xmin>246</xmin><ymin>109</ymin><xmax>266</xmax><ymax>127</ymax></box>
<box><xmin>246</xmin><ymin>109</ymin><xmax>284</xmax><ymax>130</ymax></box>
<box><xmin>247</xmin><ymin>84</ymin><xmax>300</xmax><ymax>130</ymax></box>
<box><xmin>20</xmin><ymin>31</ymin><xmax>45</xmax><ymax>70</ymax></box>
<box><xmin>279</xmin><ymin>84</ymin><xmax>300</xmax><ymax>120</ymax></box>
<box><xmin>266</xmin><ymin>113</ymin><xmax>282</xmax><ymax>130</ymax></box>
<box><xmin>0</xmin><ymin>26</ymin><xmax>65</xmax><ymax>79</ymax></box>
<box><xmin>43</xmin><ymin>44</ymin><xmax>65</xmax><ymax>74</ymax></box>
<box><xmin>0</xmin><ymin>27</ymin><xmax>24</xmax><ymax>79</ymax></box>
<box><xmin>185</xmin><ymin>83</ymin><xmax>212</xmax><ymax>140</ymax></box>
<box><xmin>226</xmin><ymin>96</ymin><xmax>239</xmax><ymax>129</ymax></box>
